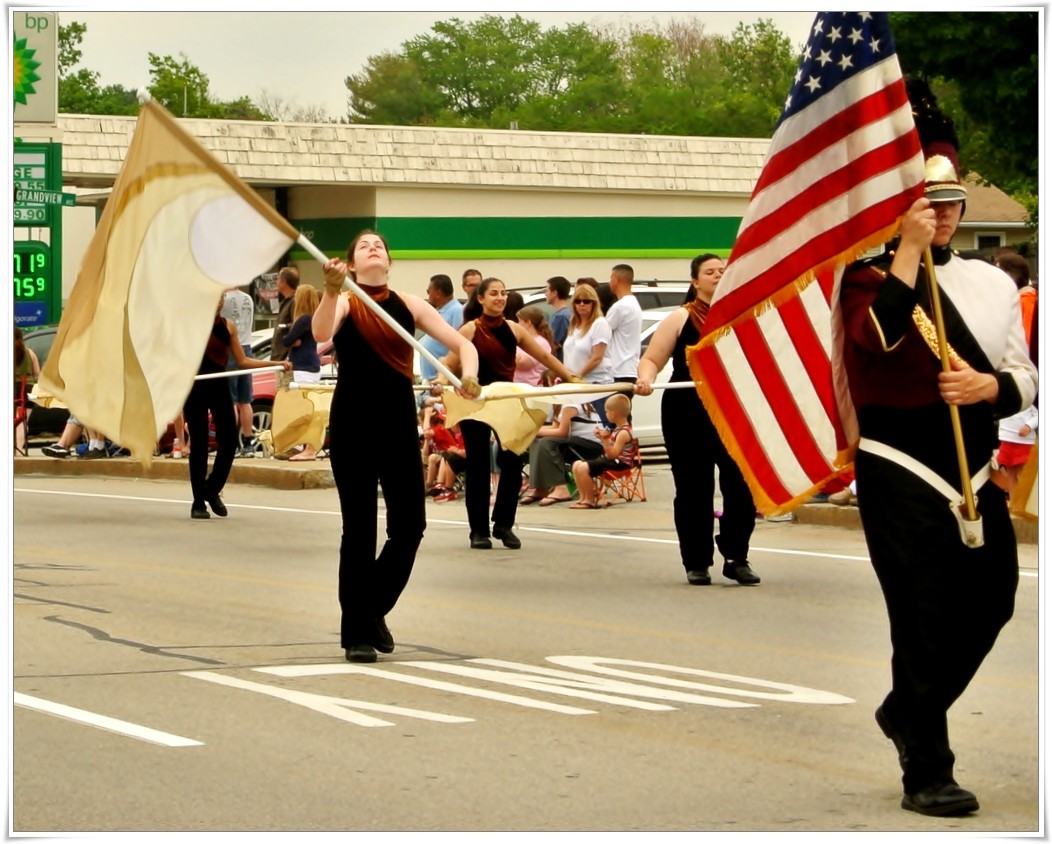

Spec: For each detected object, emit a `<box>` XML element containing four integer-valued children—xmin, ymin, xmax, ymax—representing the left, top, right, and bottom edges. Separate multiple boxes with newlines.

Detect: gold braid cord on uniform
<box><xmin>911</xmin><ymin>305</ymin><xmax>965</xmax><ymax>367</ymax></box>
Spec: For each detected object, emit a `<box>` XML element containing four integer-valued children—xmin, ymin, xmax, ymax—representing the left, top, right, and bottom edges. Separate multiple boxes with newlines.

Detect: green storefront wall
<box><xmin>288</xmin><ymin>216</ymin><xmax>740</xmax><ymax>261</ymax></box>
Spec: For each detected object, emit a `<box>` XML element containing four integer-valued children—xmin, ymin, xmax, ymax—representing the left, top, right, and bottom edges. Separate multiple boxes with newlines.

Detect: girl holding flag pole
<box><xmin>315</xmin><ymin>231</ymin><xmax>481</xmax><ymax>664</ymax></box>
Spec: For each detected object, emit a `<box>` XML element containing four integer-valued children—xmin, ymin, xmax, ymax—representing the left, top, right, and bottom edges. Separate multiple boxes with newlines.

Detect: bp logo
<box><xmin>13</xmin><ymin>34</ymin><xmax>42</xmax><ymax>105</ymax></box>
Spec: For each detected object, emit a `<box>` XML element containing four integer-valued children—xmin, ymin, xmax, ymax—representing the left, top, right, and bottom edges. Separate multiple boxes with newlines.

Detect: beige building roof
<box><xmin>51</xmin><ymin>113</ymin><xmax>766</xmax><ymax>195</ymax></box>
<box><xmin>44</xmin><ymin>113</ymin><xmax>1027</xmax><ymax>226</ymax></box>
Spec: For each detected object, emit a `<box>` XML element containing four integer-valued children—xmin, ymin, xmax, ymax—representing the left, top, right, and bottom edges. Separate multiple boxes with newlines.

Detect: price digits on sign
<box><xmin>13</xmin><ymin>248</ymin><xmax>49</xmax><ymax>300</ymax></box>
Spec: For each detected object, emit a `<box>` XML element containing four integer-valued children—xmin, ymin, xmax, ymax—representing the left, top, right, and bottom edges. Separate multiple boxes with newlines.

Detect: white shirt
<box><xmin>562</xmin><ymin>318</ymin><xmax>612</xmax><ymax>383</ymax></box>
<box><xmin>221</xmin><ymin>289</ymin><xmax>254</xmax><ymax>344</ymax></box>
<box><xmin>604</xmin><ymin>294</ymin><xmax>642</xmax><ymax>378</ymax></box>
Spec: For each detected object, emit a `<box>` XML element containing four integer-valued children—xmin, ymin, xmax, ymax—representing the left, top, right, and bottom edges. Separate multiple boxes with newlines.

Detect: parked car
<box><xmin>520</xmin><ymin>281</ymin><xmax>691</xmax><ymax>313</ymax></box>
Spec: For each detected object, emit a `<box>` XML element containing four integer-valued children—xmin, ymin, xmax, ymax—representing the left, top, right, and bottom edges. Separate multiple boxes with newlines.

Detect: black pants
<box><xmin>330</xmin><ymin>401</ymin><xmax>425</xmax><ymax>647</ymax></box>
<box><xmin>661</xmin><ymin>387</ymin><xmax>755</xmax><ymax>570</ymax></box>
<box><xmin>856</xmin><ymin>450</ymin><xmax>1018</xmax><ymax>792</ymax></box>
<box><xmin>461</xmin><ymin>419</ymin><xmax>524</xmax><ymax>537</ymax></box>
<box><xmin>183</xmin><ymin>378</ymin><xmax>238</xmax><ymax>506</ymax></box>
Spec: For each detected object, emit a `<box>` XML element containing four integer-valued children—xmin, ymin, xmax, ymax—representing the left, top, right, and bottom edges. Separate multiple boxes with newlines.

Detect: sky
<box><xmin>48</xmin><ymin>7</ymin><xmax>818</xmax><ymax>119</ymax></box>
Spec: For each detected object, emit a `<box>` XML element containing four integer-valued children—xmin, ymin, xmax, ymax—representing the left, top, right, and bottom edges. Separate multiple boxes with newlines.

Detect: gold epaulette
<box><xmin>912</xmin><ymin>306</ymin><xmax>965</xmax><ymax>367</ymax></box>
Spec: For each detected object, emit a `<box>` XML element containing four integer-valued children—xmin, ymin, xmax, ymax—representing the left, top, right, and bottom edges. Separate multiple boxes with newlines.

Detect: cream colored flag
<box><xmin>38</xmin><ymin>97</ymin><xmax>299</xmax><ymax>462</ymax></box>
<box><xmin>442</xmin><ymin>382</ymin><xmax>552</xmax><ymax>455</ymax></box>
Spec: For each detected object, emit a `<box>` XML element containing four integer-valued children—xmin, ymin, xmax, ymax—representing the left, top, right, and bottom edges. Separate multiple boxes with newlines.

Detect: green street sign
<box><xmin>14</xmin><ymin>187</ymin><xmax>75</xmax><ymax>207</ymax></box>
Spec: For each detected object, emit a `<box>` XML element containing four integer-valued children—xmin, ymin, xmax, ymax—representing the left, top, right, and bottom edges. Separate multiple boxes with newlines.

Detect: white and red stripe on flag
<box><xmin>690</xmin><ymin>12</ymin><xmax>925</xmax><ymax>515</ymax></box>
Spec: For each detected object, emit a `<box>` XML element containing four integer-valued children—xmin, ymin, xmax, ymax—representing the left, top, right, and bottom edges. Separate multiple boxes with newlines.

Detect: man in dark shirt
<box><xmin>269</xmin><ymin>267</ymin><xmax>300</xmax><ymax>361</ymax></box>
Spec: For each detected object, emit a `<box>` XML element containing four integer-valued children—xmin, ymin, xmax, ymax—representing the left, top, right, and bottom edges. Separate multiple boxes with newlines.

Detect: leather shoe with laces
<box><xmin>492</xmin><ymin>525</ymin><xmax>521</xmax><ymax>549</ymax></box>
<box><xmin>722</xmin><ymin>560</ymin><xmax>761</xmax><ymax>585</ymax></box>
<box><xmin>470</xmin><ymin>532</ymin><xmax>492</xmax><ymax>550</ymax></box>
<box><xmin>686</xmin><ymin>568</ymin><xmax>712</xmax><ymax>585</ymax></box>
<box><xmin>372</xmin><ymin>617</ymin><xmax>395</xmax><ymax>653</ymax></box>
<box><xmin>345</xmin><ymin>643</ymin><xmax>378</xmax><ymax>663</ymax></box>
<box><xmin>190</xmin><ymin>503</ymin><xmax>210</xmax><ymax>520</ymax></box>
<box><xmin>207</xmin><ymin>494</ymin><xmax>228</xmax><ymax>517</ymax></box>
<box><xmin>901</xmin><ymin>781</ymin><xmax>979</xmax><ymax>816</ymax></box>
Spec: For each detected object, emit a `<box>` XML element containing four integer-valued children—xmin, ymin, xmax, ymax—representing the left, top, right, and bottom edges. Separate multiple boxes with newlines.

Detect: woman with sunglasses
<box><xmin>562</xmin><ymin>283</ymin><xmax>614</xmax><ymax>425</ymax></box>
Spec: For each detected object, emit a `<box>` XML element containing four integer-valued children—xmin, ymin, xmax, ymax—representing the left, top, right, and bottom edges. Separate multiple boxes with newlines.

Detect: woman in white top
<box><xmin>561</xmin><ymin>283</ymin><xmax>613</xmax><ymax>425</ymax></box>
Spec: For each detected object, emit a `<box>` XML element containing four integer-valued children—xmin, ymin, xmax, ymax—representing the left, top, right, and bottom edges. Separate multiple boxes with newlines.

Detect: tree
<box><xmin>889</xmin><ymin>12</ymin><xmax>1038</xmax><ymax>197</ymax></box>
<box><xmin>58</xmin><ymin>22</ymin><xmax>138</xmax><ymax>115</ymax></box>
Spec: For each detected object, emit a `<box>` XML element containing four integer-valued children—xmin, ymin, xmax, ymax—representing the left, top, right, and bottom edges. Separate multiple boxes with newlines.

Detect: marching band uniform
<box><xmin>840</xmin><ymin>79</ymin><xmax>1037</xmax><ymax>816</ymax></box>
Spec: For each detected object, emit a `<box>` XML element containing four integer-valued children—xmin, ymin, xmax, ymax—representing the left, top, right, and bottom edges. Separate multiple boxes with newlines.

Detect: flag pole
<box><xmin>434</xmin><ymin>381</ymin><xmax>705</xmax><ymax>400</ymax></box>
<box><xmin>295</xmin><ymin>234</ymin><xmax>464</xmax><ymax>389</ymax></box>
<box><xmin>923</xmin><ymin>247</ymin><xmax>978</xmax><ymax>523</ymax></box>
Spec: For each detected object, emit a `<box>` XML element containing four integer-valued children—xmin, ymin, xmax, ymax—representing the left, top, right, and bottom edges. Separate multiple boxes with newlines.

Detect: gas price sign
<box><xmin>13</xmin><ymin>241</ymin><xmax>54</xmax><ymax>326</ymax></box>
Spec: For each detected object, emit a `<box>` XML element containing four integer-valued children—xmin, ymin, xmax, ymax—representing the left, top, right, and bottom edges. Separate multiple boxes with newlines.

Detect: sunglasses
<box><xmin>574</xmin><ymin>300</ymin><xmax>595</xmax><ymax>305</ymax></box>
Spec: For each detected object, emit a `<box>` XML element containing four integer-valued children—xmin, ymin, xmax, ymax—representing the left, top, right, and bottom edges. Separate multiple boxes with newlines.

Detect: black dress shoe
<box><xmin>722</xmin><ymin>560</ymin><xmax>761</xmax><ymax>585</ymax></box>
<box><xmin>345</xmin><ymin>644</ymin><xmax>378</xmax><ymax>663</ymax></box>
<box><xmin>686</xmin><ymin>568</ymin><xmax>712</xmax><ymax>585</ymax></box>
<box><xmin>207</xmin><ymin>494</ymin><xmax>228</xmax><ymax>517</ymax></box>
<box><xmin>901</xmin><ymin>781</ymin><xmax>979</xmax><ymax>816</ymax></box>
<box><xmin>875</xmin><ymin>705</ymin><xmax>908</xmax><ymax>770</ymax></box>
<box><xmin>470</xmin><ymin>532</ymin><xmax>492</xmax><ymax>549</ymax></box>
<box><xmin>492</xmin><ymin>525</ymin><xmax>521</xmax><ymax>549</ymax></box>
<box><xmin>372</xmin><ymin>617</ymin><xmax>395</xmax><ymax>654</ymax></box>
<box><xmin>190</xmin><ymin>503</ymin><xmax>210</xmax><ymax>520</ymax></box>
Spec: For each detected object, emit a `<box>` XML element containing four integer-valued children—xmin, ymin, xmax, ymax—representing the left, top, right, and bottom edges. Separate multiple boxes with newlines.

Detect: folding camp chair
<box><xmin>595</xmin><ymin>438</ymin><xmax>646</xmax><ymax>505</ymax></box>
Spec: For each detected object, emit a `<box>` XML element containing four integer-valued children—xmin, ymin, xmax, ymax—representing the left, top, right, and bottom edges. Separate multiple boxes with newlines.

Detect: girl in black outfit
<box><xmin>634</xmin><ymin>254</ymin><xmax>759</xmax><ymax>586</ymax></box>
<box><xmin>450</xmin><ymin>277</ymin><xmax>576</xmax><ymax>550</ymax></box>
<box><xmin>314</xmin><ymin>231</ymin><xmax>480</xmax><ymax>663</ymax></box>
<box><xmin>185</xmin><ymin>300</ymin><xmax>289</xmax><ymax>520</ymax></box>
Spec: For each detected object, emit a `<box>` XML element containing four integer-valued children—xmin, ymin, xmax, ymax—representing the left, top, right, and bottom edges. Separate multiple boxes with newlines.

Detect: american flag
<box><xmin>690</xmin><ymin>11</ymin><xmax>926</xmax><ymax>515</ymax></box>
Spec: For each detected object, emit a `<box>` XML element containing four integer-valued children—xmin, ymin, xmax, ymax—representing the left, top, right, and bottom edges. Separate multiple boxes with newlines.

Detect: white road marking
<box><xmin>14</xmin><ymin>486</ymin><xmax>1040</xmax><ymax>574</ymax></box>
<box><xmin>14</xmin><ymin>692</ymin><xmax>203</xmax><ymax>746</ymax></box>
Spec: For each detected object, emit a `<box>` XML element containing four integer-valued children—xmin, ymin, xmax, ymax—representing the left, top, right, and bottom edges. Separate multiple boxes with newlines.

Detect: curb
<box><xmin>13</xmin><ymin>455</ymin><xmax>336</xmax><ymax>491</ymax></box>
<box><xmin>794</xmin><ymin>501</ymin><xmax>1037</xmax><ymax>546</ymax></box>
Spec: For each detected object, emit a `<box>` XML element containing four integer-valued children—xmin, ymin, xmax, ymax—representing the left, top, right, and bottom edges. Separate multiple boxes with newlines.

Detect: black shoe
<box><xmin>79</xmin><ymin>447</ymin><xmax>107</xmax><ymax>460</ymax></box>
<box><xmin>875</xmin><ymin>705</ymin><xmax>908</xmax><ymax>771</ymax></box>
<box><xmin>686</xmin><ymin>568</ymin><xmax>712</xmax><ymax>585</ymax></box>
<box><xmin>344</xmin><ymin>644</ymin><xmax>378</xmax><ymax>663</ymax></box>
<box><xmin>372</xmin><ymin>617</ymin><xmax>395</xmax><ymax>654</ymax></box>
<box><xmin>901</xmin><ymin>781</ymin><xmax>979</xmax><ymax>816</ymax></box>
<box><xmin>190</xmin><ymin>503</ymin><xmax>210</xmax><ymax>520</ymax></box>
<box><xmin>470</xmin><ymin>532</ymin><xmax>492</xmax><ymax>550</ymax></box>
<box><xmin>493</xmin><ymin>525</ymin><xmax>521</xmax><ymax>549</ymax></box>
<box><xmin>42</xmin><ymin>445</ymin><xmax>70</xmax><ymax>458</ymax></box>
<box><xmin>207</xmin><ymin>494</ymin><xmax>228</xmax><ymax>517</ymax></box>
<box><xmin>722</xmin><ymin>560</ymin><xmax>761</xmax><ymax>585</ymax></box>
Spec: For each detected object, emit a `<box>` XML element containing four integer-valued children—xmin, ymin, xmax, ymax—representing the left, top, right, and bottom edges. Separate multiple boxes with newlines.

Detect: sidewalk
<box><xmin>13</xmin><ymin>453</ymin><xmax>1037</xmax><ymax>544</ymax></box>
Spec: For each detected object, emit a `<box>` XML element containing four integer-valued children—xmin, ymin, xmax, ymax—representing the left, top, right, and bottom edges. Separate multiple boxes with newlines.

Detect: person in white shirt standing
<box><xmin>603</xmin><ymin>263</ymin><xmax>643</xmax><ymax>421</ymax></box>
<box><xmin>221</xmin><ymin>283</ymin><xmax>257</xmax><ymax>455</ymax></box>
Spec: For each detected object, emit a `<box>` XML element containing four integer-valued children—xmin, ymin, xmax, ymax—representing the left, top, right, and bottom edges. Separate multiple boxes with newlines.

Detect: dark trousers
<box><xmin>461</xmin><ymin>419</ymin><xmax>524</xmax><ymax>537</ymax></box>
<box><xmin>662</xmin><ymin>388</ymin><xmax>755</xmax><ymax>570</ymax></box>
<box><xmin>184</xmin><ymin>378</ymin><xmax>238</xmax><ymax>506</ymax></box>
<box><xmin>330</xmin><ymin>407</ymin><xmax>425</xmax><ymax>647</ymax></box>
<box><xmin>856</xmin><ymin>451</ymin><xmax>1018</xmax><ymax>792</ymax></box>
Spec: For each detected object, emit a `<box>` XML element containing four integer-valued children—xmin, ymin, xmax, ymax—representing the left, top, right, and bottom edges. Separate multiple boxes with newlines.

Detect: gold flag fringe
<box><xmin>686</xmin><ymin>218</ymin><xmax>904</xmax><ymax>516</ymax></box>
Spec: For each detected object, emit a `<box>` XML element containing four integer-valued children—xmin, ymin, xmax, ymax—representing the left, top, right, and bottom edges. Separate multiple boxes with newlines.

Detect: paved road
<box><xmin>12</xmin><ymin>469</ymin><xmax>1040</xmax><ymax>833</ymax></box>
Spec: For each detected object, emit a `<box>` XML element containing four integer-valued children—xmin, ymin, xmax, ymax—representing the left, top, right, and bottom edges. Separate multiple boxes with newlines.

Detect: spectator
<box><xmin>545</xmin><ymin>276</ymin><xmax>572</xmax><ymax>360</ymax></box>
<box><xmin>281</xmin><ymin>284</ymin><xmax>323</xmax><ymax>461</ymax></box>
<box><xmin>596</xmin><ymin>282</ymin><xmax>617</xmax><ymax>314</ymax></box>
<box><xmin>316</xmin><ymin>230</ymin><xmax>480</xmax><ymax>662</ymax></box>
<box><xmin>269</xmin><ymin>267</ymin><xmax>300</xmax><ymax>361</ymax></box>
<box><xmin>519</xmin><ymin>401</ymin><xmax>604</xmax><ymax>506</ymax></box>
<box><xmin>561</xmin><ymin>283</ymin><xmax>614</xmax><ymax>425</ymax></box>
<box><xmin>635</xmin><ymin>253</ymin><xmax>760</xmax><ymax>586</ymax></box>
<box><xmin>514</xmin><ymin>306</ymin><xmax>554</xmax><ymax>386</ymax></box>
<box><xmin>994</xmin><ymin>403</ymin><xmax>1037</xmax><ymax>499</ymax></box>
<box><xmin>504</xmin><ymin>290</ymin><xmax>525</xmax><ymax>322</ymax></box>
<box><xmin>221</xmin><ymin>283</ymin><xmax>257</xmax><ymax>456</ymax></box>
<box><xmin>419</xmin><ymin>274</ymin><xmax>464</xmax><ymax>387</ymax></box>
<box><xmin>604</xmin><ymin>263</ymin><xmax>643</xmax><ymax>394</ymax></box>
<box><xmin>452</xmin><ymin>276</ymin><xmax>575</xmax><ymax>549</ymax></box>
<box><xmin>461</xmin><ymin>268</ymin><xmax>482</xmax><ymax>303</ymax></box>
<box><xmin>186</xmin><ymin>298</ymin><xmax>290</xmax><ymax>520</ymax></box>
<box><xmin>14</xmin><ymin>326</ymin><xmax>40</xmax><ymax>453</ymax></box>
<box><xmin>41</xmin><ymin>414</ymin><xmax>85</xmax><ymax>458</ymax></box>
<box><xmin>995</xmin><ymin>251</ymin><xmax>1036</xmax><ymax>346</ymax></box>
<box><xmin>424</xmin><ymin>411</ymin><xmax>467</xmax><ymax>501</ymax></box>
<box><xmin>570</xmin><ymin>393</ymin><xmax>635</xmax><ymax>509</ymax></box>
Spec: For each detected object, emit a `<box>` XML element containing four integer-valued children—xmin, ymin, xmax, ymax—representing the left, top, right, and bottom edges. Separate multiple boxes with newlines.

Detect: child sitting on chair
<box><xmin>424</xmin><ymin>410</ymin><xmax>467</xmax><ymax>501</ymax></box>
<box><xmin>570</xmin><ymin>393</ymin><xmax>636</xmax><ymax>509</ymax></box>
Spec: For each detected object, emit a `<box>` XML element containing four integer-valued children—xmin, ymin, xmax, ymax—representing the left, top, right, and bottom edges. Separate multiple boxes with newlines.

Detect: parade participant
<box><xmin>839</xmin><ymin>80</ymin><xmax>1037</xmax><ymax>817</ymax></box>
<box><xmin>450</xmin><ymin>277</ymin><xmax>576</xmax><ymax>550</ymax></box>
<box><xmin>315</xmin><ymin>231</ymin><xmax>480</xmax><ymax>663</ymax></box>
<box><xmin>634</xmin><ymin>254</ymin><xmax>759</xmax><ymax>586</ymax></box>
<box><xmin>186</xmin><ymin>299</ymin><xmax>290</xmax><ymax>520</ymax></box>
